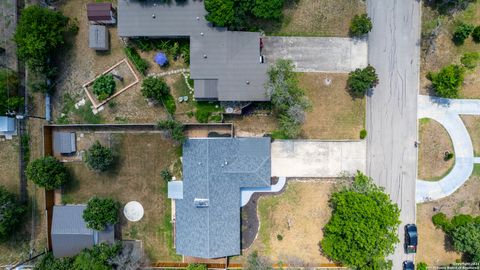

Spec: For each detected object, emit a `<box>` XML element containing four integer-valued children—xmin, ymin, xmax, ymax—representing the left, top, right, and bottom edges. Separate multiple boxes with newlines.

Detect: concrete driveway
<box><xmin>263</xmin><ymin>37</ymin><xmax>368</xmax><ymax>72</ymax></box>
<box><xmin>271</xmin><ymin>140</ymin><xmax>366</xmax><ymax>177</ymax></box>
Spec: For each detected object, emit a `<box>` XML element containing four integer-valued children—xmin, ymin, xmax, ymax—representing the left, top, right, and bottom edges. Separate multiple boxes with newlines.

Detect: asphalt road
<box><xmin>366</xmin><ymin>0</ymin><xmax>420</xmax><ymax>268</ymax></box>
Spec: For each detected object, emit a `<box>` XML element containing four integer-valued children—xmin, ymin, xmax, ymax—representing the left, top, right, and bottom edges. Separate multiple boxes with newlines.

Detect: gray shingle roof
<box><xmin>89</xmin><ymin>25</ymin><xmax>109</xmax><ymax>50</ymax></box>
<box><xmin>51</xmin><ymin>205</ymin><xmax>115</xmax><ymax>258</ymax></box>
<box><xmin>175</xmin><ymin>138</ymin><xmax>271</xmax><ymax>258</ymax></box>
<box><xmin>117</xmin><ymin>0</ymin><xmax>268</xmax><ymax>101</ymax></box>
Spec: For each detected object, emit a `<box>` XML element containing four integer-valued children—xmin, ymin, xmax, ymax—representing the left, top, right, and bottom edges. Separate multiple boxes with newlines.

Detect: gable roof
<box><xmin>117</xmin><ymin>0</ymin><xmax>268</xmax><ymax>101</ymax></box>
<box><xmin>87</xmin><ymin>3</ymin><xmax>113</xmax><ymax>21</ymax></box>
<box><xmin>175</xmin><ymin>138</ymin><xmax>271</xmax><ymax>258</ymax></box>
<box><xmin>51</xmin><ymin>205</ymin><xmax>114</xmax><ymax>258</ymax></box>
<box><xmin>53</xmin><ymin>132</ymin><xmax>76</xmax><ymax>154</ymax></box>
<box><xmin>89</xmin><ymin>24</ymin><xmax>109</xmax><ymax>50</ymax></box>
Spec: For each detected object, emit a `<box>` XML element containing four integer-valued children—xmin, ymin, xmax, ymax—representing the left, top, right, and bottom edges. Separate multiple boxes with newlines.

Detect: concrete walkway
<box><xmin>240</xmin><ymin>176</ymin><xmax>286</xmax><ymax>207</ymax></box>
<box><xmin>263</xmin><ymin>37</ymin><xmax>368</xmax><ymax>72</ymax></box>
<box><xmin>416</xmin><ymin>95</ymin><xmax>480</xmax><ymax>202</ymax></box>
<box><xmin>271</xmin><ymin>140</ymin><xmax>366</xmax><ymax>177</ymax></box>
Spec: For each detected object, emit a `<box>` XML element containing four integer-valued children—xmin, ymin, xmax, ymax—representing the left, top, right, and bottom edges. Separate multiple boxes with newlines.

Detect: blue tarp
<box><xmin>154</xmin><ymin>52</ymin><xmax>168</xmax><ymax>66</ymax></box>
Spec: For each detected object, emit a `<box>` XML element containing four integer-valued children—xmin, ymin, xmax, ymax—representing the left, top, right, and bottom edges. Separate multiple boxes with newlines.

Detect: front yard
<box><xmin>421</xmin><ymin>1</ymin><xmax>480</xmax><ymax>98</ymax></box>
<box><xmin>416</xmin><ymin>174</ymin><xmax>480</xmax><ymax>266</ymax></box>
<box><xmin>61</xmin><ymin>133</ymin><xmax>181</xmax><ymax>261</ymax></box>
<box><xmin>418</xmin><ymin>118</ymin><xmax>455</xmax><ymax>180</ymax></box>
<box><xmin>262</xmin><ymin>0</ymin><xmax>366</xmax><ymax>37</ymax></box>
<box><xmin>239</xmin><ymin>180</ymin><xmax>337</xmax><ymax>266</ymax></box>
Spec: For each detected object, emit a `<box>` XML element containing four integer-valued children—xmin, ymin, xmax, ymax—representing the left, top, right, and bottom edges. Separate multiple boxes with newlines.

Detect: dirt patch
<box><xmin>421</xmin><ymin>2</ymin><xmax>480</xmax><ymax>98</ymax></box>
<box><xmin>299</xmin><ymin>73</ymin><xmax>365</xmax><ymax>140</ymax></box>
<box><xmin>262</xmin><ymin>0</ymin><xmax>366</xmax><ymax>37</ymax></box>
<box><xmin>62</xmin><ymin>133</ymin><xmax>181</xmax><ymax>261</ymax></box>
<box><xmin>418</xmin><ymin>118</ymin><xmax>455</xmax><ymax>180</ymax></box>
<box><xmin>416</xmin><ymin>175</ymin><xmax>480</xmax><ymax>266</ymax></box>
<box><xmin>237</xmin><ymin>180</ymin><xmax>336</xmax><ymax>266</ymax></box>
<box><xmin>225</xmin><ymin>113</ymin><xmax>278</xmax><ymax>137</ymax></box>
<box><xmin>461</xmin><ymin>115</ymin><xmax>480</xmax><ymax>155</ymax></box>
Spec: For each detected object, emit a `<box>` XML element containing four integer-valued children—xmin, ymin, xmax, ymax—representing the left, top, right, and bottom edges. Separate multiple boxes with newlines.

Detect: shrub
<box><xmin>350</xmin><ymin>14</ymin><xmax>373</xmax><ymax>36</ymax></box>
<box><xmin>452</xmin><ymin>22</ymin><xmax>475</xmax><ymax>45</ymax></box>
<box><xmin>0</xmin><ymin>68</ymin><xmax>23</xmax><ymax>115</ymax></box>
<box><xmin>276</xmin><ymin>234</ymin><xmax>283</xmax><ymax>241</ymax></box>
<box><xmin>141</xmin><ymin>76</ymin><xmax>169</xmax><ymax>102</ymax></box>
<box><xmin>461</xmin><ymin>52</ymin><xmax>480</xmax><ymax>69</ymax></box>
<box><xmin>432</xmin><ymin>212</ymin><xmax>450</xmax><ymax>231</ymax></box>
<box><xmin>124</xmin><ymin>47</ymin><xmax>149</xmax><ymax>75</ymax></box>
<box><xmin>83</xmin><ymin>197</ymin><xmax>119</xmax><ymax>231</ymax></box>
<box><xmin>444</xmin><ymin>151</ymin><xmax>454</xmax><ymax>161</ymax></box>
<box><xmin>163</xmin><ymin>94</ymin><xmax>177</xmax><ymax>115</ymax></box>
<box><xmin>74</xmin><ymin>243</ymin><xmax>121</xmax><ymax>270</ymax></box>
<box><xmin>427</xmin><ymin>64</ymin><xmax>464</xmax><ymax>98</ymax></box>
<box><xmin>157</xmin><ymin>119</ymin><xmax>186</xmax><ymax>143</ymax></box>
<box><xmin>0</xmin><ymin>186</ymin><xmax>26</xmax><ymax>240</ymax></box>
<box><xmin>451</xmin><ymin>214</ymin><xmax>474</xmax><ymax>227</ymax></box>
<box><xmin>347</xmin><ymin>65</ymin><xmax>379</xmax><ymax>95</ymax></box>
<box><xmin>84</xmin><ymin>141</ymin><xmax>114</xmax><ymax>172</ymax></box>
<box><xmin>360</xmin><ymin>129</ymin><xmax>367</xmax><ymax>139</ymax></box>
<box><xmin>251</xmin><ymin>0</ymin><xmax>285</xmax><ymax>20</ymax></box>
<box><xmin>186</xmin><ymin>264</ymin><xmax>208</xmax><ymax>270</ymax></box>
<box><xmin>26</xmin><ymin>156</ymin><xmax>68</xmax><ymax>190</ymax></box>
<box><xmin>93</xmin><ymin>74</ymin><xmax>115</xmax><ymax>101</ymax></box>
<box><xmin>195</xmin><ymin>110</ymin><xmax>210</xmax><ymax>123</ymax></box>
<box><xmin>417</xmin><ymin>262</ymin><xmax>428</xmax><ymax>270</ymax></box>
<box><xmin>160</xmin><ymin>169</ymin><xmax>172</xmax><ymax>182</ymax></box>
<box><xmin>472</xmin><ymin>25</ymin><xmax>480</xmax><ymax>42</ymax></box>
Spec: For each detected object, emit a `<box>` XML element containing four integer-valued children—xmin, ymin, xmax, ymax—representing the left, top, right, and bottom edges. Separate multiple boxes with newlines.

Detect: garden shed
<box><xmin>89</xmin><ymin>25</ymin><xmax>109</xmax><ymax>51</ymax></box>
<box><xmin>87</xmin><ymin>3</ymin><xmax>116</xmax><ymax>24</ymax></box>
<box><xmin>53</xmin><ymin>132</ymin><xmax>77</xmax><ymax>155</ymax></box>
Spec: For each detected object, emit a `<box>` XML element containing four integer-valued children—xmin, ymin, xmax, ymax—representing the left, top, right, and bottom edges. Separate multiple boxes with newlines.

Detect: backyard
<box><xmin>421</xmin><ymin>1</ymin><xmax>480</xmax><ymax>98</ymax></box>
<box><xmin>261</xmin><ymin>0</ymin><xmax>366</xmax><ymax>37</ymax></box>
<box><xmin>416</xmin><ymin>173</ymin><xmax>480</xmax><ymax>266</ymax></box>
<box><xmin>238</xmin><ymin>180</ymin><xmax>337</xmax><ymax>266</ymax></box>
<box><xmin>418</xmin><ymin>118</ymin><xmax>455</xmax><ymax>180</ymax></box>
<box><xmin>61</xmin><ymin>133</ymin><xmax>181</xmax><ymax>262</ymax></box>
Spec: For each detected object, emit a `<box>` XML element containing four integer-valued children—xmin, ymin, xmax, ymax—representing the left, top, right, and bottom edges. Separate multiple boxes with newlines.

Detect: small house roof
<box><xmin>0</xmin><ymin>117</ymin><xmax>15</xmax><ymax>132</ymax></box>
<box><xmin>89</xmin><ymin>25</ymin><xmax>109</xmax><ymax>50</ymax></box>
<box><xmin>53</xmin><ymin>132</ymin><xmax>76</xmax><ymax>154</ymax></box>
<box><xmin>87</xmin><ymin>3</ymin><xmax>113</xmax><ymax>21</ymax></box>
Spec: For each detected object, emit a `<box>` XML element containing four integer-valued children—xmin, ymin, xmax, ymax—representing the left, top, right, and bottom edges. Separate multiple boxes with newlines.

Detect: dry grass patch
<box><xmin>416</xmin><ymin>175</ymin><xmax>480</xmax><ymax>266</ymax></box>
<box><xmin>0</xmin><ymin>138</ymin><xmax>19</xmax><ymax>193</ymax></box>
<box><xmin>421</xmin><ymin>2</ymin><xmax>480</xmax><ymax>98</ymax></box>
<box><xmin>244</xmin><ymin>181</ymin><xmax>335</xmax><ymax>266</ymax></box>
<box><xmin>299</xmin><ymin>73</ymin><xmax>365</xmax><ymax>140</ymax></box>
<box><xmin>62</xmin><ymin>133</ymin><xmax>181</xmax><ymax>261</ymax></box>
<box><xmin>461</xmin><ymin>115</ymin><xmax>480</xmax><ymax>155</ymax></box>
<box><xmin>263</xmin><ymin>0</ymin><xmax>366</xmax><ymax>37</ymax></box>
<box><xmin>418</xmin><ymin>118</ymin><xmax>455</xmax><ymax>180</ymax></box>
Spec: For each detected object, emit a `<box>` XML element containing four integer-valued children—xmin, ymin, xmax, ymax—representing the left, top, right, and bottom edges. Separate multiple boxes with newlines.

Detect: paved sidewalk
<box><xmin>416</xmin><ymin>95</ymin><xmax>477</xmax><ymax>202</ymax></box>
<box><xmin>271</xmin><ymin>140</ymin><xmax>366</xmax><ymax>177</ymax></box>
<box><xmin>263</xmin><ymin>37</ymin><xmax>368</xmax><ymax>72</ymax></box>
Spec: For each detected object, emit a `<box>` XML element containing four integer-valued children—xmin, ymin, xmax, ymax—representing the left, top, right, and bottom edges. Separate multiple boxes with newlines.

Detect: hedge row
<box><xmin>124</xmin><ymin>47</ymin><xmax>149</xmax><ymax>75</ymax></box>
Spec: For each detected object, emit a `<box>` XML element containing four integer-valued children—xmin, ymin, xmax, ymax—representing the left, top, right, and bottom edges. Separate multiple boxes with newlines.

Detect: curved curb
<box><xmin>416</xmin><ymin>95</ymin><xmax>475</xmax><ymax>202</ymax></box>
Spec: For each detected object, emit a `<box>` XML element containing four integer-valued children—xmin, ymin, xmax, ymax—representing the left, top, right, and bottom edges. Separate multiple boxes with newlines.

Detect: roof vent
<box><xmin>196</xmin><ymin>16</ymin><xmax>200</xmax><ymax>20</ymax></box>
<box><xmin>200</xmin><ymin>32</ymin><xmax>204</xmax><ymax>36</ymax></box>
<box><xmin>203</xmin><ymin>54</ymin><xmax>207</xmax><ymax>59</ymax></box>
<box><xmin>194</xmin><ymin>198</ymin><xmax>209</xmax><ymax>208</ymax></box>
<box><xmin>152</xmin><ymin>14</ymin><xmax>156</xmax><ymax>19</ymax></box>
<box><xmin>246</xmin><ymin>80</ymin><xmax>250</xmax><ymax>85</ymax></box>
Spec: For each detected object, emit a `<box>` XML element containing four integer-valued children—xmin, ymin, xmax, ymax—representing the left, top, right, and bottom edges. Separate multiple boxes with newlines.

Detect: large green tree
<box><xmin>141</xmin><ymin>76</ymin><xmax>170</xmax><ymax>102</ymax></box>
<box><xmin>321</xmin><ymin>172</ymin><xmax>401</xmax><ymax>269</ymax></box>
<box><xmin>347</xmin><ymin>65</ymin><xmax>379</xmax><ymax>96</ymax></box>
<box><xmin>26</xmin><ymin>156</ymin><xmax>68</xmax><ymax>190</ymax></box>
<box><xmin>451</xmin><ymin>223</ymin><xmax>480</xmax><ymax>262</ymax></box>
<box><xmin>83</xmin><ymin>197</ymin><xmax>119</xmax><ymax>231</ymax></box>
<box><xmin>0</xmin><ymin>68</ymin><xmax>22</xmax><ymax>115</ymax></box>
<box><xmin>0</xmin><ymin>186</ymin><xmax>26</xmax><ymax>240</ymax></box>
<box><xmin>84</xmin><ymin>141</ymin><xmax>114</xmax><ymax>172</ymax></box>
<box><xmin>14</xmin><ymin>5</ymin><xmax>69</xmax><ymax>72</ymax></box>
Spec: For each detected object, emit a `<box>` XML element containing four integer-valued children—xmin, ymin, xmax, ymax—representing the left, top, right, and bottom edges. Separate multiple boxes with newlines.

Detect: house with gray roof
<box><xmin>170</xmin><ymin>138</ymin><xmax>271</xmax><ymax>258</ymax></box>
<box><xmin>118</xmin><ymin>0</ymin><xmax>269</xmax><ymax>102</ymax></box>
<box><xmin>51</xmin><ymin>205</ymin><xmax>114</xmax><ymax>258</ymax></box>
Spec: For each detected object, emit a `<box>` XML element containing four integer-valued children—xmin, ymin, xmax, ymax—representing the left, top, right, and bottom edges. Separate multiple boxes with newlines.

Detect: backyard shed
<box><xmin>0</xmin><ymin>116</ymin><xmax>15</xmax><ymax>133</ymax></box>
<box><xmin>89</xmin><ymin>25</ymin><xmax>109</xmax><ymax>51</ymax></box>
<box><xmin>51</xmin><ymin>205</ymin><xmax>114</xmax><ymax>258</ymax></box>
<box><xmin>53</xmin><ymin>132</ymin><xmax>77</xmax><ymax>155</ymax></box>
<box><xmin>87</xmin><ymin>3</ymin><xmax>116</xmax><ymax>24</ymax></box>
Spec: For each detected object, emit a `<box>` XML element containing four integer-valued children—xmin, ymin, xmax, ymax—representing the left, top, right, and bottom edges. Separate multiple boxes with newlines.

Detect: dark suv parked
<box><xmin>403</xmin><ymin>260</ymin><xmax>414</xmax><ymax>270</ymax></box>
<box><xmin>405</xmin><ymin>224</ymin><xmax>418</xmax><ymax>254</ymax></box>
